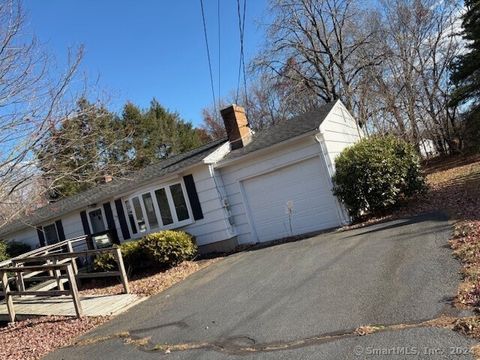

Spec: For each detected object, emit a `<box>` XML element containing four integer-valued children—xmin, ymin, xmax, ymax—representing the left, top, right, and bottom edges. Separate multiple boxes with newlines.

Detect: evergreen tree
<box><xmin>450</xmin><ymin>0</ymin><xmax>480</xmax><ymax>107</ymax></box>
<box><xmin>37</xmin><ymin>99</ymin><xmax>121</xmax><ymax>200</ymax></box>
<box><xmin>38</xmin><ymin>98</ymin><xmax>210</xmax><ymax>200</ymax></box>
<box><xmin>450</xmin><ymin>0</ymin><xmax>480</xmax><ymax>150</ymax></box>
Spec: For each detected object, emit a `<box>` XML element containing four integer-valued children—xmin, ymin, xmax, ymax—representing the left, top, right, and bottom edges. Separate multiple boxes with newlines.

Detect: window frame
<box><xmin>122</xmin><ymin>179</ymin><xmax>194</xmax><ymax>239</ymax></box>
<box><xmin>42</xmin><ymin>223</ymin><xmax>60</xmax><ymax>245</ymax></box>
<box><xmin>87</xmin><ymin>207</ymin><xmax>107</xmax><ymax>234</ymax></box>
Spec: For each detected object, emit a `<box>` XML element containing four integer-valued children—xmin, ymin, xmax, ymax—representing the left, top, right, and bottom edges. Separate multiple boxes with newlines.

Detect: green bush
<box><xmin>0</xmin><ymin>241</ymin><xmax>8</xmax><ymax>262</ymax></box>
<box><xmin>0</xmin><ymin>241</ymin><xmax>31</xmax><ymax>262</ymax></box>
<box><xmin>6</xmin><ymin>241</ymin><xmax>31</xmax><ymax>258</ymax></box>
<box><xmin>142</xmin><ymin>230</ymin><xmax>197</xmax><ymax>267</ymax></box>
<box><xmin>93</xmin><ymin>230</ymin><xmax>197</xmax><ymax>273</ymax></box>
<box><xmin>332</xmin><ymin>135</ymin><xmax>426</xmax><ymax>219</ymax></box>
<box><xmin>93</xmin><ymin>240</ymin><xmax>148</xmax><ymax>273</ymax></box>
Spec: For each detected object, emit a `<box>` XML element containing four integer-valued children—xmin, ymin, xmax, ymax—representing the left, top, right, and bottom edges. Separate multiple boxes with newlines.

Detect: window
<box><xmin>88</xmin><ymin>209</ymin><xmax>106</xmax><ymax>234</ymax></box>
<box><xmin>170</xmin><ymin>184</ymin><xmax>189</xmax><ymax>221</ymax></box>
<box><xmin>142</xmin><ymin>193</ymin><xmax>159</xmax><ymax>229</ymax></box>
<box><xmin>132</xmin><ymin>197</ymin><xmax>147</xmax><ymax>233</ymax></box>
<box><xmin>124</xmin><ymin>200</ymin><xmax>138</xmax><ymax>234</ymax></box>
<box><xmin>43</xmin><ymin>223</ymin><xmax>59</xmax><ymax>245</ymax></box>
<box><xmin>155</xmin><ymin>188</ymin><xmax>173</xmax><ymax>225</ymax></box>
<box><xmin>124</xmin><ymin>181</ymin><xmax>191</xmax><ymax>237</ymax></box>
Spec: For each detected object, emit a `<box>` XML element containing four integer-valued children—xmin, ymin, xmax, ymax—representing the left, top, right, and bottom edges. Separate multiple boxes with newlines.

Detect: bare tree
<box><xmin>0</xmin><ymin>0</ymin><xmax>84</xmax><ymax>226</ymax></box>
<box><xmin>370</xmin><ymin>0</ymin><xmax>463</xmax><ymax>153</ymax></box>
<box><xmin>254</xmin><ymin>0</ymin><xmax>383</xmax><ymax>125</ymax></box>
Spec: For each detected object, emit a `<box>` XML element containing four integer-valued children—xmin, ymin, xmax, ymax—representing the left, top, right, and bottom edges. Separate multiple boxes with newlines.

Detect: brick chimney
<box><xmin>220</xmin><ymin>104</ymin><xmax>252</xmax><ymax>150</ymax></box>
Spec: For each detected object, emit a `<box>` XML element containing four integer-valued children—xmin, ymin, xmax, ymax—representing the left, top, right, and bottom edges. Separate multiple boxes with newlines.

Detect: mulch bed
<box><xmin>0</xmin><ymin>316</ymin><xmax>110</xmax><ymax>360</ymax></box>
<box><xmin>0</xmin><ymin>258</ymin><xmax>221</xmax><ymax>360</ymax></box>
<box><xmin>79</xmin><ymin>259</ymin><xmax>219</xmax><ymax>297</ymax></box>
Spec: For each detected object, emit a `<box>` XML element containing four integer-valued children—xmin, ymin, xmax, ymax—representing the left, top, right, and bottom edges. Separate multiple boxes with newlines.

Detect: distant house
<box><xmin>0</xmin><ymin>100</ymin><xmax>362</xmax><ymax>253</ymax></box>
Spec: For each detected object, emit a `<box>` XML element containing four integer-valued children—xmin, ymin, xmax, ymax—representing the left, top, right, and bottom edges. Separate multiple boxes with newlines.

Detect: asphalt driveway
<box><xmin>46</xmin><ymin>212</ymin><xmax>477</xmax><ymax>359</ymax></box>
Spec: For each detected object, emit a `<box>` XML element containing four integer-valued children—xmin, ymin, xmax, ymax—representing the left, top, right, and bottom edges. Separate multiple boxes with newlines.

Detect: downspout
<box><xmin>208</xmin><ymin>164</ymin><xmax>237</xmax><ymax>237</ymax></box>
<box><xmin>314</xmin><ymin>133</ymin><xmax>350</xmax><ymax>225</ymax></box>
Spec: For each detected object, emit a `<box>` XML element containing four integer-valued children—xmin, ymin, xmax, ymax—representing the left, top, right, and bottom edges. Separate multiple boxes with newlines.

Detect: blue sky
<box><xmin>23</xmin><ymin>0</ymin><xmax>269</xmax><ymax>126</ymax></box>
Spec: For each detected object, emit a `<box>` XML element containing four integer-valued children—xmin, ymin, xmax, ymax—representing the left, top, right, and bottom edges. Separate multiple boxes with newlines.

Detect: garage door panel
<box><xmin>242</xmin><ymin>157</ymin><xmax>340</xmax><ymax>242</ymax></box>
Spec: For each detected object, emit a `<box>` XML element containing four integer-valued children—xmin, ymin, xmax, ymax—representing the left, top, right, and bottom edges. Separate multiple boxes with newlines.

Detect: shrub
<box><xmin>332</xmin><ymin>135</ymin><xmax>426</xmax><ymax>219</ymax></box>
<box><xmin>142</xmin><ymin>230</ymin><xmax>197</xmax><ymax>267</ymax></box>
<box><xmin>0</xmin><ymin>241</ymin><xmax>8</xmax><ymax>262</ymax></box>
<box><xmin>0</xmin><ymin>241</ymin><xmax>31</xmax><ymax>261</ymax></box>
<box><xmin>93</xmin><ymin>230</ymin><xmax>197</xmax><ymax>273</ymax></box>
<box><xmin>94</xmin><ymin>240</ymin><xmax>148</xmax><ymax>273</ymax></box>
<box><xmin>6</xmin><ymin>241</ymin><xmax>31</xmax><ymax>258</ymax></box>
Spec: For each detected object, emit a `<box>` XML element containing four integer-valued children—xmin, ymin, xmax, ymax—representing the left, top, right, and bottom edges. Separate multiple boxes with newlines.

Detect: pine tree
<box><xmin>37</xmin><ymin>99</ymin><xmax>121</xmax><ymax>199</ymax></box>
<box><xmin>450</xmin><ymin>0</ymin><xmax>480</xmax><ymax>106</ymax></box>
<box><xmin>38</xmin><ymin>98</ymin><xmax>210</xmax><ymax>200</ymax></box>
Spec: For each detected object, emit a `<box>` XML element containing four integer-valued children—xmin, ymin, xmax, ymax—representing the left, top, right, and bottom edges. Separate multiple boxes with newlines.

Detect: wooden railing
<box><xmin>0</xmin><ymin>263</ymin><xmax>82</xmax><ymax>322</ymax></box>
<box><xmin>0</xmin><ymin>236</ymin><xmax>130</xmax><ymax>322</ymax></box>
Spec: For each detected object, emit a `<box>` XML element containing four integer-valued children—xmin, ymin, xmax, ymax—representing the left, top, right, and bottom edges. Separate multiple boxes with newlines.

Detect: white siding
<box><xmin>61</xmin><ymin>212</ymin><xmax>85</xmax><ymax>239</ymax></box>
<box><xmin>218</xmin><ymin>136</ymin><xmax>339</xmax><ymax>245</ymax></box>
<box><xmin>179</xmin><ymin>165</ymin><xmax>232</xmax><ymax>246</ymax></box>
<box><xmin>320</xmin><ymin>101</ymin><xmax>362</xmax><ymax>172</ymax></box>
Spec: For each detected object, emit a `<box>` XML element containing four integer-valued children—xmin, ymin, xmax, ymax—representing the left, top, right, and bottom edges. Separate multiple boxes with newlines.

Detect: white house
<box><xmin>0</xmin><ymin>100</ymin><xmax>362</xmax><ymax>253</ymax></box>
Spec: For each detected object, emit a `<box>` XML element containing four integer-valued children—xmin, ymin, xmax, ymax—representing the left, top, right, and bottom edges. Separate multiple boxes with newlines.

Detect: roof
<box><xmin>0</xmin><ymin>101</ymin><xmax>338</xmax><ymax>238</ymax></box>
<box><xmin>223</xmin><ymin>100</ymin><xmax>337</xmax><ymax>161</ymax></box>
<box><xmin>0</xmin><ymin>139</ymin><xmax>226</xmax><ymax>237</ymax></box>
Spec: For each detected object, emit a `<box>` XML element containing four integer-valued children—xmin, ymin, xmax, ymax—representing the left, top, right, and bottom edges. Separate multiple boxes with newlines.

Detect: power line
<box><xmin>236</xmin><ymin>0</ymin><xmax>249</xmax><ymax>116</ymax></box>
<box><xmin>200</xmin><ymin>0</ymin><xmax>218</xmax><ymax>119</ymax></box>
<box><xmin>235</xmin><ymin>0</ymin><xmax>248</xmax><ymax>106</ymax></box>
<box><xmin>217</xmin><ymin>0</ymin><xmax>221</xmax><ymax>108</ymax></box>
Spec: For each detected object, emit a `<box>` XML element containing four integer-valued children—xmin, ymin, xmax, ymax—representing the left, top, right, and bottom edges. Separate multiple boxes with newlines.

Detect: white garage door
<box><xmin>242</xmin><ymin>157</ymin><xmax>341</xmax><ymax>242</ymax></box>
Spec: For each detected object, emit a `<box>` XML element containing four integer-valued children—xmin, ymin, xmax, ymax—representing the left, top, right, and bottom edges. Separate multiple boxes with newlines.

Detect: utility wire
<box><xmin>236</xmin><ymin>0</ymin><xmax>249</xmax><ymax>118</ymax></box>
<box><xmin>200</xmin><ymin>0</ymin><xmax>218</xmax><ymax>119</ymax></box>
<box><xmin>217</xmin><ymin>0</ymin><xmax>221</xmax><ymax>109</ymax></box>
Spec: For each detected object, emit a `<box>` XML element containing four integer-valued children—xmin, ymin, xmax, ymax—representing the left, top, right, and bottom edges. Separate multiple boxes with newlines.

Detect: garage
<box><xmin>241</xmin><ymin>156</ymin><xmax>342</xmax><ymax>242</ymax></box>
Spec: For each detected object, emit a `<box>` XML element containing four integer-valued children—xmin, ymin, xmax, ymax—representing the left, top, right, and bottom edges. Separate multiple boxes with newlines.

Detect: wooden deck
<box><xmin>0</xmin><ymin>294</ymin><xmax>145</xmax><ymax>321</ymax></box>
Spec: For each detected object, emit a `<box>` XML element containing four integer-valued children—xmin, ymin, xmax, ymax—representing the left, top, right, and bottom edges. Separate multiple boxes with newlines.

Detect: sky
<box><xmin>23</xmin><ymin>0</ymin><xmax>269</xmax><ymax>126</ymax></box>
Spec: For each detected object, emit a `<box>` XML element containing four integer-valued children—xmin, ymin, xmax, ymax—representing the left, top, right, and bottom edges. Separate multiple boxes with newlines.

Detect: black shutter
<box><xmin>80</xmin><ymin>211</ymin><xmax>94</xmax><ymax>249</ymax></box>
<box><xmin>183</xmin><ymin>174</ymin><xmax>204</xmax><ymax>220</ymax></box>
<box><xmin>114</xmin><ymin>199</ymin><xmax>130</xmax><ymax>240</ymax></box>
<box><xmin>36</xmin><ymin>226</ymin><xmax>46</xmax><ymax>247</ymax></box>
<box><xmin>103</xmin><ymin>202</ymin><xmax>120</xmax><ymax>244</ymax></box>
<box><xmin>55</xmin><ymin>220</ymin><xmax>66</xmax><ymax>241</ymax></box>
<box><xmin>80</xmin><ymin>211</ymin><xmax>91</xmax><ymax>235</ymax></box>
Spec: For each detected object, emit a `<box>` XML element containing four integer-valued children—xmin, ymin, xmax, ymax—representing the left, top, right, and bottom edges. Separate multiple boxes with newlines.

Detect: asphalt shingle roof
<box><xmin>1</xmin><ymin>101</ymin><xmax>337</xmax><ymax>237</ymax></box>
<box><xmin>223</xmin><ymin>100</ymin><xmax>337</xmax><ymax>161</ymax></box>
<box><xmin>0</xmin><ymin>139</ymin><xmax>226</xmax><ymax>237</ymax></box>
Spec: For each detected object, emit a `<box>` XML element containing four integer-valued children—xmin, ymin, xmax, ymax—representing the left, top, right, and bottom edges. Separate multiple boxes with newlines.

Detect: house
<box><xmin>0</xmin><ymin>100</ymin><xmax>362</xmax><ymax>253</ymax></box>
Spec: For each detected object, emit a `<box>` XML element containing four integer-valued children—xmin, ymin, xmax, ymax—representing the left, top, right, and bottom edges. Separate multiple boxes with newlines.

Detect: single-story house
<box><xmin>0</xmin><ymin>100</ymin><xmax>362</xmax><ymax>253</ymax></box>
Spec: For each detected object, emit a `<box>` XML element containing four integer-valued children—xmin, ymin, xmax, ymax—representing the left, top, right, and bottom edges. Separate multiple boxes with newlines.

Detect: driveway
<box><xmin>46</xmin><ymin>212</ymin><xmax>477</xmax><ymax>359</ymax></box>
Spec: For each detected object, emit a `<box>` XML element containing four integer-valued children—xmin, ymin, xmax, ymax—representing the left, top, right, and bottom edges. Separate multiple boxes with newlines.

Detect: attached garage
<box><xmin>240</xmin><ymin>156</ymin><xmax>342</xmax><ymax>242</ymax></box>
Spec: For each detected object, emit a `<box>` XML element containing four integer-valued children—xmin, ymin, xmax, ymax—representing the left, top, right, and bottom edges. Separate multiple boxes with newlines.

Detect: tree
<box><xmin>123</xmin><ymin>99</ymin><xmax>208</xmax><ymax>169</ymax></box>
<box><xmin>37</xmin><ymin>98</ymin><xmax>209</xmax><ymax>200</ymax></box>
<box><xmin>254</xmin><ymin>0</ymin><xmax>383</xmax><ymax>126</ymax></box>
<box><xmin>450</xmin><ymin>0</ymin><xmax>480</xmax><ymax>107</ymax></box>
<box><xmin>0</xmin><ymin>0</ymin><xmax>83</xmax><ymax>224</ymax></box>
<box><xmin>37</xmin><ymin>99</ymin><xmax>125</xmax><ymax>199</ymax></box>
<box><xmin>450</xmin><ymin>0</ymin><xmax>480</xmax><ymax>151</ymax></box>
